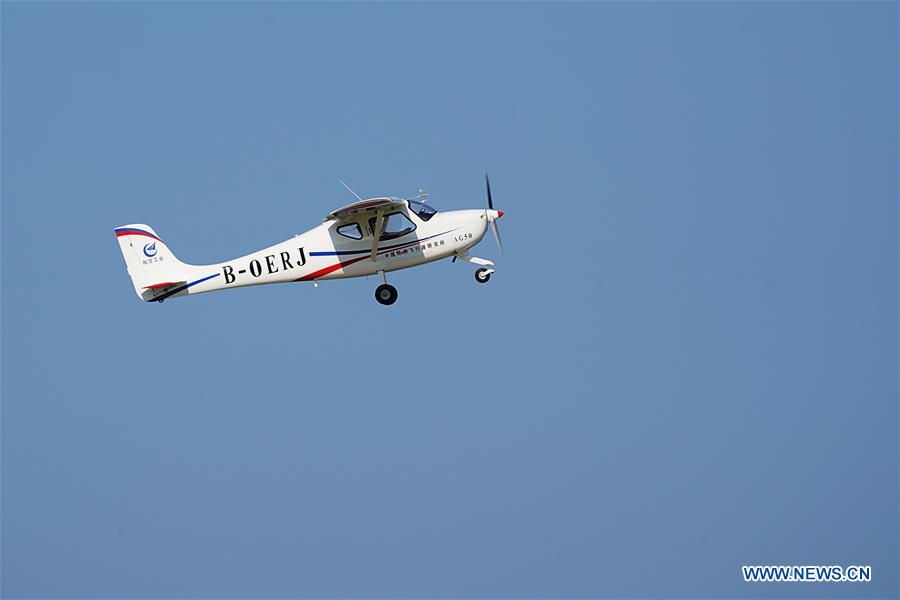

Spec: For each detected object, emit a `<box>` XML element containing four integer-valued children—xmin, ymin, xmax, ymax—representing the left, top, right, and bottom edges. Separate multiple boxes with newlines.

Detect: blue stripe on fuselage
<box><xmin>310</xmin><ymin>229</ymin><xmax>456</xmax><ymax>256</ymax></box>
<box><xmin>149</xmin><ymin>273</ymin><xmax>220</xmax><ymax>302</ymax></box>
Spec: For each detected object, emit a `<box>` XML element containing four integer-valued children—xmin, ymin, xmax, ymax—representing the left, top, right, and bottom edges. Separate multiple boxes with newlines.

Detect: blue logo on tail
<box><xmin>143</xmin><ymin>242</ymin><xmax>158</xmax><ymax>257</ymax></box>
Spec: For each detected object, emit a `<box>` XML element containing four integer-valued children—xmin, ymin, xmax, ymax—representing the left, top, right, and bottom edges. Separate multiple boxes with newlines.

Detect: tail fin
<box><xmin>114</xmin><ymin>224</ymin><xmax>194</xmax><ymax>300</ymax></box>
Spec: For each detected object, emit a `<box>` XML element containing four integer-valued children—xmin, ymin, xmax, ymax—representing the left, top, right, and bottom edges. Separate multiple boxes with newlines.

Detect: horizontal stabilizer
<box><xmin>143</xmin><ymin>281</ymin><xmax>178</xmax><ymax>289</ymax></box>
<box><xmin>139</xmin><ymin>281</ymin><xmax>186</xmax><ymax>302</ymax></box>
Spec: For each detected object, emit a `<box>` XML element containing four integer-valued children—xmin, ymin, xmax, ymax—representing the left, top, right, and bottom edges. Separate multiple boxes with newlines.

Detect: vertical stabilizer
<box><xmin>114</xmin><ymin>224</ymin><xmax>192</xmax><ymax>299</ymax></box>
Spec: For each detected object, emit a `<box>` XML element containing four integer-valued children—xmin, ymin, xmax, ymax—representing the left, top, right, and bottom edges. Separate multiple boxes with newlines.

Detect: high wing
<box><xmin>324</xmin><ymin>197</ymin><xmax>406</xmax><ymax>222</ymax></box>
<box><xmin>325</xmin><ymin>197</ymin><xmax>407</xmax><ymax>262</ymax></box>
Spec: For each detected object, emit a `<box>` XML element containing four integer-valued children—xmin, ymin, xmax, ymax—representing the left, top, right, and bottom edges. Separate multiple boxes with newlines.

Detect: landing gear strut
<box><xmin>374</xmin><ymin>270</ymin><xmax>398</xmax><ymax>305</ymax></box>
<box><xmin>455</xmin><ymin>253</ymin><xmax>495</xmax><ymax>284</ymax></box>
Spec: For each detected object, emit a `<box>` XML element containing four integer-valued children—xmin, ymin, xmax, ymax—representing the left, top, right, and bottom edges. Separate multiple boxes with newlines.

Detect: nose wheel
<box><xmin>455</xmin><ymin>253</ymin><xmax>496</xmax><ymax>284</ymax></box>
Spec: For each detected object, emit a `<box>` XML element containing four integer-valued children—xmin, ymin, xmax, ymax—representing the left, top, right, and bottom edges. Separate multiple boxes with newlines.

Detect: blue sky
<box><xmin>2</xmin><ymin>2</ymin><xmax>897</xmax><ymax>598</ymax></box>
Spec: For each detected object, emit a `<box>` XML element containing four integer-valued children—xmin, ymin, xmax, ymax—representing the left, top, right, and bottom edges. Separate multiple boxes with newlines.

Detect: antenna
<box><xmin>340</xmin><ymin>180</ymin><xmax>364</xmax><ymax>202</ymax></box>
<box><xmin>402</xmin><ymin>188</ymin><xmax>430</xmax><ymax>202</ymax></box>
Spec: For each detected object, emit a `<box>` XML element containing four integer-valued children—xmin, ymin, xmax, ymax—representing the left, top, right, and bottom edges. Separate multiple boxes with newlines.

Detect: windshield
<box><xmin>408</xmin><ymin>200</ymin><xmax>438</xmax><ymax>221</ymax></box>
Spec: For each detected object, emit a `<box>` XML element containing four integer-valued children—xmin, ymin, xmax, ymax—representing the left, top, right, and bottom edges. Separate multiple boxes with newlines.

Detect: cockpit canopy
<box><xmin>408</xmin><ymin>199</ymin><xmax>438</xmax><ymax>221</ymax></box>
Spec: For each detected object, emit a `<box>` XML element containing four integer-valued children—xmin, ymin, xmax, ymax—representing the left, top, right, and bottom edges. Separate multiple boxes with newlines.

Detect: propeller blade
<box><xmin>492</xmin><ymin>220</ymin><xmax>504</xmax><ymax>256</ymax></box>
<box><xmin>485</xmin><ymin>172</ymin><xmax>494</xmax><ymax>210</ymax></box>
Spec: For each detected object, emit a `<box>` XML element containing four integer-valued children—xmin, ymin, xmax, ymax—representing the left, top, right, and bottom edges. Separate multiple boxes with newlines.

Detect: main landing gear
<box><xmin>375</xmin><ymin>283</ymin><xmax>398</xmax><ymax>305</ymax></box>
<box><xmin>375</xmin><ymin>270</ymin><xmax>398</xmax><ymax>305</ymax></box>
<box><xmin>455</xmin><ymin>253</ymin><xmax>496</xmax><ymax>285</ymax></box>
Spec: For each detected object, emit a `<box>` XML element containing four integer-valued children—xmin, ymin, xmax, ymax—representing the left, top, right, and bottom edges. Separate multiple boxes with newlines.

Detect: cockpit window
<box><xmin>369</xmin><ymin>212</ymin><xmax>416</xmax><ymax>241</ymax></box>
<box><xmin>337</xmin><ymin>223</ymin><xmax>363</xmax><ymax>240</ymax></box>
<box><xmin>409</xmin><ymin>200</ymin><xmax>438</xmax><ymax>221</ymax></box>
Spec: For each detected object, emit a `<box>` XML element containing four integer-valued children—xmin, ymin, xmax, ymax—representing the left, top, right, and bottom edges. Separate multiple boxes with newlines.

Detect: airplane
<box><xmin>114</xmin><ymin>174</ymin><xmax>504</xmax><ymax>306</ymax></box>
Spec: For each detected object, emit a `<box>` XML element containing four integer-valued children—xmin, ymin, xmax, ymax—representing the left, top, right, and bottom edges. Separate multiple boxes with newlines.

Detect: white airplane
<box><xmin>114</xmin><ymin>174</ymin><xmax>504</xmax><ymax>306</ymax></box>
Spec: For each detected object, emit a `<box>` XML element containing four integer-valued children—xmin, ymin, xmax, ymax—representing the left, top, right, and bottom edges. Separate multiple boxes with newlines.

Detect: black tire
<box><xmin>475</xmin><ymin>268</ymin><xmax>491</xmax><ymax>284</ymax></box>
<box><xmin>375</xmin><ymin>283</ymin><xmax>398</xmax><ymax>305</ymax></box>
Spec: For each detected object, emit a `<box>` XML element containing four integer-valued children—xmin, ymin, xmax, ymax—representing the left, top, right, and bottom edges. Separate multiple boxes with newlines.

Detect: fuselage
<box><xmin>177</xmin><ymin>204</ymin><xmax>493</xmax><ymax>298</ymax></box>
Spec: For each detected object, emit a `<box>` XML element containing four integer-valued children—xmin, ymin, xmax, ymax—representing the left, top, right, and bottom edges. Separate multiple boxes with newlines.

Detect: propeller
<box><xmin>485</xmin><ymin>172</ymin><xmax>504</xmax><ymax>256</ymax></box>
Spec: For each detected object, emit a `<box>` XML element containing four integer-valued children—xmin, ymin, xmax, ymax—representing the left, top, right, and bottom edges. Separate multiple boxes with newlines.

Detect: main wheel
<box><xmin>375</xmin><ymin>283</ymin><xmax>398</xmax><ymax>305</ymax></box>
<box><xmin>475</xmin><ymin>268</ymin><xmax>491</xmax><ymax>284</ymax></box>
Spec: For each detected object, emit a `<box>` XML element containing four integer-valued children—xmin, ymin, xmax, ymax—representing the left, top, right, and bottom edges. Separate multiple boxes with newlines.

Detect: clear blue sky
<box><xmin>2</xmin><ymin>2</ymin><xmax>897</xmax><ymax>598</ymax></box>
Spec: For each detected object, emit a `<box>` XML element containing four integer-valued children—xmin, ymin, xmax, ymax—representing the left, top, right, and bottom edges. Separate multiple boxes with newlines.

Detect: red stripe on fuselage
<box><xmin>294</xmin><ymin>255</ymin><xmax>369</xmax><ymax>282</ymax></box>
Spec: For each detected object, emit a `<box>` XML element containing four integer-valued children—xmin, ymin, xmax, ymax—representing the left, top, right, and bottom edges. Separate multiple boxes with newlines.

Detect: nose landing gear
<box><xmin>455</xmin><ymin>253</ymin><xmax>496</xmax><ymax>284</ymax></box>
